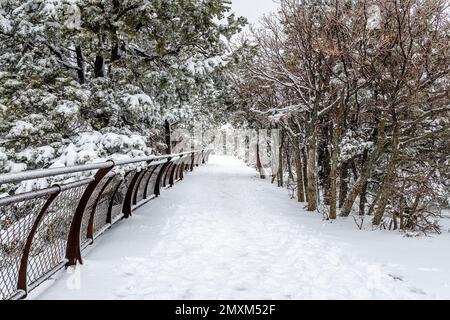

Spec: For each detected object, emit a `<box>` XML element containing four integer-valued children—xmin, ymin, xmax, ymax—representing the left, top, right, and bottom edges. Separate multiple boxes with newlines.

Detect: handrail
<box><xmin>0</xmin><ymin>148</ymin><xmax>214</xmax><ymax>300</ymax></box>
<box><xmin>0</xmin><ymin>162</ymin><xmax>113</xmax><ymax>185</ymax></box>
<box><xmin>0</xmin><ymin>150</ymin><xmax>206</xmax><ymax>184</ymax></box>
<box><xmin>113</xmin><ymin>150</ymin><xmax>201</xmax><ymax>166</ymax></box>
<box><xmin>0</xmin><ymin>179</ymin><xmax>95</xmax><ymax>206</ymax></box>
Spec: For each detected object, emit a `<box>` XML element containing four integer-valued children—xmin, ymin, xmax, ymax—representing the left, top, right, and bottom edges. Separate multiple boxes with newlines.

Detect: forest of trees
<box><xmin>0</xmin><ymin>0</ymin><xmax>449</xmax><ymax>233</ymax></box>
<box><xmin>232</xmin><ymin>0</ymin><xmax>449</xmax><ymax>233</ymax></box>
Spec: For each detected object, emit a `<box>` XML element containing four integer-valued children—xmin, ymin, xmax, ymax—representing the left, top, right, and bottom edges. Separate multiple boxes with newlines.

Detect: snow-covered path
<box><xmin>32</xmin><ymin>156</ymin><xmax>445</xmax><ymax>300</ymax></box>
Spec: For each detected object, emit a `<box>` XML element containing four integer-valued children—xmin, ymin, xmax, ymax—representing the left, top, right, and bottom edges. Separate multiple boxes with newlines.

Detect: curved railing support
<box><xmin>65</xmin><ymin>162</ymin><xmax>114</xmax><ymax>266</ymax></box>
<box><xmin>154</xmin><ymin>158</ymin><xmax>171</xmax><ymax>196</ymax></box>
<box><xmin>86</xmin><ymin>174</ymin><xmax>115</xmax><ymax>240</ymax></box>
<box><xmin>16</xmin><ymin>188</ymin><xmax>61</xmax><ymax>297</ymax></box>
<box><xmin>143</xmin><ymin>165</ymin><xmax>160</xmax><ymax>200</ymax></box>
<box><xmin>123</xmin><ymin>171</ymin><xmax>144</xmax><ymax>219</ymax></box>
<box><xmin>169</xmin><ymin>158</ymin><xmax>181</xmax><ymax>187</ymax></box>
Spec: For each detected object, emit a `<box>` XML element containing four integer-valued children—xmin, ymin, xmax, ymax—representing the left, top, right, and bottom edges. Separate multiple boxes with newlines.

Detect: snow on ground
<box><xmin>29</xmin><ymin>156</ymin><xmax>450</xmax><ymax>300</ymax></box>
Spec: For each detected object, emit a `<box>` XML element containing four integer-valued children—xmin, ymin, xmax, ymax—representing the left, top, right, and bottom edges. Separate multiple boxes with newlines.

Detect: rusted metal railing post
<box><xmin>16</xmin><ymin>189</ymin><xmax>61</xmax><ymax>297</ymax></box>
<box><xmin>66</xmin><ymin>162</ymin><xmax>114</xmax><ymax>266</ymax></box>
<box><xmin>177</xmin><ymin>158</ymin><xmax>186</xmax><ymax>181</ymax></box>
<box><xmin>86</xmin><ymin>175</ymin><xmax>114</xmax><ymax>240</ymax></box>
<box><xmin>123</xmin><ymin>166</ymin><xmax>149</xmax><ymax>219</ymax></box>
<box><xmin>143</xmin><ymin>165</ymin><xmax>160</xmax><ymax>199</ymax></box>
<box><xmin>154</xmin><ymin>158</ymin><xmax>171</xmax><ymax>197</ymax></box>
<box><xmin>169</xmin><ymin>156</ymin><xmax>183</xmax><ymax>186</ymax></box>
<box><xmin>133</xmin><ymin>162</ymin><xmax>153</xmax><ymax>205</ymax></box>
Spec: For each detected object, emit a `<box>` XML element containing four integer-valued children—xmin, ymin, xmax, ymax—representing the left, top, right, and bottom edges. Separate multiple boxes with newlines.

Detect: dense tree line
<box><xmin>233</xmin><ymin>0</ymin><xmax>449</xmax><ymax>233</ymax></box>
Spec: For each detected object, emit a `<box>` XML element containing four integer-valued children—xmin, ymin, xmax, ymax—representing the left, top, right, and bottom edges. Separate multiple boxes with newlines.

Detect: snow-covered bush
<box><xmin>339</xmin><ymin>131</ymin><xmax>374</xmax><ymax>163</ymax></box>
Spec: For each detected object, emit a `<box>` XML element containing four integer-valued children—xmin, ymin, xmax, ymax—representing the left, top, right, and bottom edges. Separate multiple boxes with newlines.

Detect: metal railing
<box><xmin>0</xmin><ymin>149</ymin><xmax>213</xmax><ymax>300</ymax></box>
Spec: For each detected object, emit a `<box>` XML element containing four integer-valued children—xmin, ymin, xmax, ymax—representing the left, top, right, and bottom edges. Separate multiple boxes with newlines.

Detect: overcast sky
<box><xmin>230</xmin><ymin>0</ymin><xmax>280</xmax><ymax>25</ymax></box>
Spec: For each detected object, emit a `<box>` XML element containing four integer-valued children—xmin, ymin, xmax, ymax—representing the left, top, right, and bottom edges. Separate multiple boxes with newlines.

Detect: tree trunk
<box><xmin>111</xmin><ymin>43</ymin><xmax>121</xmax><ymax>62</ymax></box>
<box><xmin>338</xmin><ymin>162</ymin><xmax>349</xmax><ymax>208</ymax></box>
<box><xmin>94</xmin><ymin>55</ymin><xmax>105</xmax><ymax>78</ymax></box>
<box><xmin>368</xmin><ymin>185</ymin><xmax>382</xmax><ymax>217</ymax></box>
<box><xmin>339</xmin><ymin>133</ymin><xmax>385</xmax><ymax>218</ymax></box>
<box><xmin>358</xmin><ymin>150</ymin><xmax>369</xmax><ymax>215</ymax></box>
<box><xmin>165</xmin><ymin>120</ymin><xmax>172</xmax><ymax>154</ymax></box>
<box><xmin>245</xmin><ymin>135</ymin><xmax>250</xmax><ymax>163</ymax></box>
<box><xmin>222</xmin><ymin>131</ymin><xmax>227</xmax><ymax>155</ymax></box>
<box><xmin>302</xmin><ymin>146</ymin><xmax>309</xmax><ymax>203</ymax></box>
<box><xmin>359</xmin><ymin>181</ymin><xmax>368</xmax><ymax>215</ymax></box>
<box><xmin>330</xmin><ymin>94</ymin><xmax>345</xmax><ymax>219</ymax></box>
<box><xmin>329</xmin><ymin>123</ymin><xmax>339</xmax><ymax>219</ymax></box>
<box><xmin>293</xmin><ymin>140</ymin><xmax>305</xmax><ymax>202</ymax></box>
<box><xmin>372</xmin><ymin>123</ymin><xmax>399</xmax><ymax>225</ymax></box>
<box><xmin>392</xmin><ymin>212</ymin><xmax>398</xmax><ymax>230</ymax></box>
<box><xmin>75</xmin><ymin>46</ymin><xmax>86</xmax><ymax>84</ymax></box>
<box><xmin>340</xmin><ymin>114</ymin><xmax>386</xmax><ymax>217</ymax></box>
<box><xmin>306</xmin><ymin>134</ymin><xmax>317</xmax><ymax>211</ymax></box>
<box><xmin>339</xmin><ymin>162</ymin><xmax>372</xmax><ymax>217</ymax></box>
<box><xmin>399</xmin><ymin>196</ymin><xmax>405</xmax><ymax>230</ymax></box>
<box><xmin>256</xmin><ymin>132</ymin><xmax>266</xmax><ymax>179</ymax></box>
<box><xmin>371</xmin><ymin>165</ymin><xmax>394</xmax><ymax>225</ymax></box>
<box><xmin>319</xmin><ymin>125</ymin><xmax>331</xmax><ymax>205</ymax></box>
<box><xmin>285</xmin><ymin>141</ymin><xmax>295</xmax><ymax>182</ymax></box>
<box><xmin>278</xmin><ymin>130</ymin><xmax>284</xmax><ymax>187</ymax></box>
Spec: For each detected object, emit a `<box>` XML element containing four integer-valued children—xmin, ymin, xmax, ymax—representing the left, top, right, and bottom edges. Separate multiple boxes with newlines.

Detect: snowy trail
<box><xmin>33</xmin><ymin>156</ymin><xmax>430</xmax><ymax>300</ymax></box>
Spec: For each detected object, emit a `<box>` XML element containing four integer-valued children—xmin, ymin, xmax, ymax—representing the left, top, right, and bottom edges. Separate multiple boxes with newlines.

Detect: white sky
<box><xmin>230</xmin><ymin>0</ymin><xmax>280</xmax><ymax>25</ymax></box>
